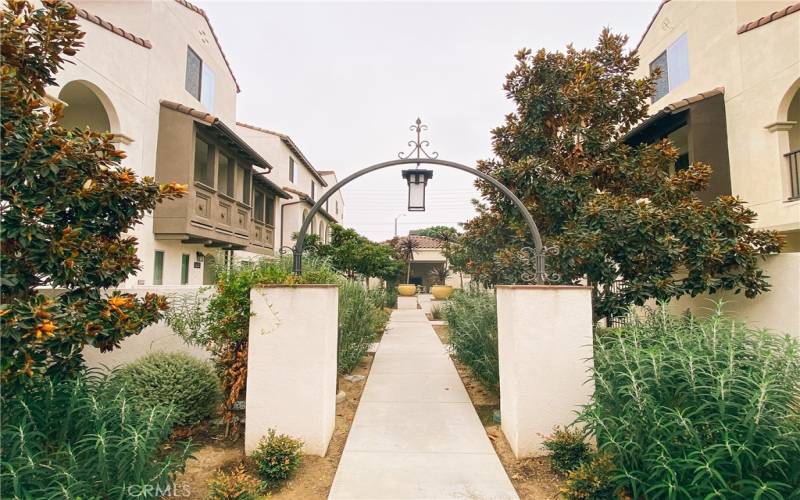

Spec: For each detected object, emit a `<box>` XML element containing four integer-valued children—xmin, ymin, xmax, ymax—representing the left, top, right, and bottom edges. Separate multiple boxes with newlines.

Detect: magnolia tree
<box><xmin>0</xmin><ymin>0</ymin><xmax>185</xmax><ymax>392</ymax></box>
<box><xmin>458</xmin><ymin>30</ymin><xmax>782</xmax><ymax>321</ymax></box>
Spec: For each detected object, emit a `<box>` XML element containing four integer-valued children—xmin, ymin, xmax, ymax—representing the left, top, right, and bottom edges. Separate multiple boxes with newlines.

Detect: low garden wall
<box><xmin>78</xmin><ymin>286</ymin><xmax>213</xmax><ymax>369</ymax></box>
<box><xmin>665</xmin><ymin>253</ymin><xmax>800</xmax><ymax>338</ymax></box>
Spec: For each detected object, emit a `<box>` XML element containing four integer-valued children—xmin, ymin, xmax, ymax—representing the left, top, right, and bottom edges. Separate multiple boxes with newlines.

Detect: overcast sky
<box><xmin>198</xmin><ymin>0</ymin><xmax>660</xmax><ymax>241</ymax></box>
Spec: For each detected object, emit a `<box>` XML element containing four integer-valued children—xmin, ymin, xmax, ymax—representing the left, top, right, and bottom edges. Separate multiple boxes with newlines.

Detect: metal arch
<box><xmin>292</xmin><ymin>157</ymin><xmax>551</xmax><ymax>284</ymax></box>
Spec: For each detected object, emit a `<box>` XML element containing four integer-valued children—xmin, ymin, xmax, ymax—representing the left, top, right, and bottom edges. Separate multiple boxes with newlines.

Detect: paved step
<box><xmin>329</xmin><ymin>309</ymin><xmax>518</xmax><ymax>500</ymax></box>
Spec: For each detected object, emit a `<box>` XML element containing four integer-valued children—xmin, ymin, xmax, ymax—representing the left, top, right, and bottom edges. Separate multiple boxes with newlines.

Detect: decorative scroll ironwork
<box><xmin>278</xmin><ymin>245</ymin><xmax>296</xmax><ymax>257</ymax></box>
<box><xmin>398</xmin><ymin>117</ymin><xmax>439</xmax><ymax>161</ymax></box>
<box><xmin>517</xmin><ymin>245</ymin><xmax>561</xmax><ymax>284</ymax></box>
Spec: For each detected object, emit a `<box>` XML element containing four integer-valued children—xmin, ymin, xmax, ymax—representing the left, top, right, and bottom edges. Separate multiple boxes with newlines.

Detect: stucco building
<box><xmin>46</xmin><ymin>0</ymin><xmax>343</xmax><ymax>286</ymax></box>
<box><xmin>629</xmin><ymin>0</ymin><xmax>800</xmax><ymax>336</ymax></box>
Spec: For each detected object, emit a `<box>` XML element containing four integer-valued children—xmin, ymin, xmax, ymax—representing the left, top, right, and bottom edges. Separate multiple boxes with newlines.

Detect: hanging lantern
<box><xmin>401</xmin><ymin>169</ymin><xmax>433</xmax><ymax>211</ymax></box>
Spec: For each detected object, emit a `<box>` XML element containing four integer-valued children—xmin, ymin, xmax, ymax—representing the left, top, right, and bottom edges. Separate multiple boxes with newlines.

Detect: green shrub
<box><xmin>367</xmin><ymin>287</ymin><xmax>397</xmax><ymax>310</ymax></box>
<box><xmin>579</xmin><ymin>305</ymin><xmax>800</xmax><ymax>498</ymax></box>
<box><xmin>250</xmin><ymin>429</ymin><xmax>303</xmax><ymax>485</ymax></box>
<box><xmin>560</xmin><ymin>452</ymin><xmax>618</xmax><ymax>500</ymax></box>
<box><xmin>542</xmin><ymin>426</ymin><xmax>591</xmax><ymax>474</ymax></box>
<box><xmin>442</xmin><ymin>290</ymin><xmax>499</xmax><ymax>392</ymax></box>
<box><xmin>0</xmin><ymin>371</ymin><xmax>193</xmax><ymax>498</ymax></box>
<box><xmin>111</xmin><ymin>351</ymin><xmax>222</xmax><ymax>426</ymax></box>
<box><xmin>339</xmin><ymin>282</ymin><xmax>389</xmax><ymax>374</ymax></box>
<box><xmin>207</xmin><ymin>465</ymin><xmax>264</xmax><ymax>500</ymax></box>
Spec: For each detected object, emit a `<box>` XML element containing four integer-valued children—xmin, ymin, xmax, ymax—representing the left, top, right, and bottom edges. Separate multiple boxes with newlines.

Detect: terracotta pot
<box><xmin>431</xmin><ymin>285</ymin><xmax>454</xmax><ymax>300</ymax></box>
<box><xmin>397</xmin><ymin>284</ymin><xmax>417</xmax><ymax>297</ymax></box>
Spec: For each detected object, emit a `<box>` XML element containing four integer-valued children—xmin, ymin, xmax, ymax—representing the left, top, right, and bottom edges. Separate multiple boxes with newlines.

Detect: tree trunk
<box><xmin>406</xmin><ymin>261</ymin><xmax>411</xmax><ymax>283</ymax></box>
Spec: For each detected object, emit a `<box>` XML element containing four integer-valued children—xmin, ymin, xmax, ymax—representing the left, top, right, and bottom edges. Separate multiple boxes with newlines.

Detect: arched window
<box><xmin>57</xmin><ymin>80</ymin><xmax>118</xmax><ymax>132</ymax></box>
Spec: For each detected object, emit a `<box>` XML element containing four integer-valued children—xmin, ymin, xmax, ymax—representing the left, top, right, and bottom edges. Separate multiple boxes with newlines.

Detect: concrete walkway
<box><xmin>329</xmin><ymin>309</ymin><xmax>518</xmax><ymax>500</ymax></box>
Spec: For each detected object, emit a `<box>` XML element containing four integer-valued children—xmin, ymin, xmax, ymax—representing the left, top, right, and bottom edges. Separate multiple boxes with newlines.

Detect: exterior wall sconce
<box><xmin>401</xmin><ymin>169</ymin><xmax>433</xmax><ymax>211</ymax></box>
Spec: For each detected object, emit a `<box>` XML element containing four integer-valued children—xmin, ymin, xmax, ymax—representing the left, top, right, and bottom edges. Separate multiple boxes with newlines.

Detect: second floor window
<box><xmin>185</xmin><ymin>47</ymin><xmax>215</xmax><ymax>111</ymax></box>
<box><xmin>254</xmin><ymin>190</ymin><xmax>265</xmax><ymax>222</ymax></box>
<box><xmin>650</xmin><ymin>33</ymin><xmax>689</xmax><ymax>102</ymax></box>
<box><xmin>217</xmin><ymin>153</ymin><xmax>234</xmax><ymax>197</ymax></box>
<box><xmin>311</xmin><ymin>181</ymin><xmax>316</xmax><ymax>200</ymax></box>
<box><xmin>253</xmin><ymin>189</ymin><xmax>275</xmax><ymax>225</ymax></box>
<box><xmin>193</xmin><ymin>136</ymin><xmax>214</xmax><ymax>187</ymax></box>
<box><xmin>238</xmin><ymin>164</ymin><xmax>251</xmax><ymax>205</ymax></box>
<box><xmin>289</xmin><ymin>157</ymin><xmax>295</xmax><ymax>183</ymax></box>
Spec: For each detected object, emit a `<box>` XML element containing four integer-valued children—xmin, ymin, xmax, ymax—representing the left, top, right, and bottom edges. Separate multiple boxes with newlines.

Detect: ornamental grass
<box><xmin>579</xmin><ymin>304</ymin><xmax>800</xmax><ymax>498</ymax></box>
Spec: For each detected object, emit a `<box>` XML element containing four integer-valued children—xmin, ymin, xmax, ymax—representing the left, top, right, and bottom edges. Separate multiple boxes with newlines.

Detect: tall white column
<box><xmin>245</xmin><ymin>285</ymin><xmax>338</xmax><ymax>456</ymax></box>
<box><xmin>496</xmin><ymin>285</ymin><xmax>594</xmax><ymax>458</ymax></box>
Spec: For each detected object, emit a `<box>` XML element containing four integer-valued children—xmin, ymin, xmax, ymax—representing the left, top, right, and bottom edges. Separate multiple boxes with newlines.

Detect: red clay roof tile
<box><xmin>73</xmin><ymin>5</ymin><xmax>152</xmax><ymax>49</ymax></box>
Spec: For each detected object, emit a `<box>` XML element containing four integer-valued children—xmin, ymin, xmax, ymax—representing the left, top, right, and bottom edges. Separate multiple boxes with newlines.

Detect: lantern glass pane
<box><xmin>409</xmin><ymin>182</ymin><xmax>425</xmax><ymax>211</ymax></box>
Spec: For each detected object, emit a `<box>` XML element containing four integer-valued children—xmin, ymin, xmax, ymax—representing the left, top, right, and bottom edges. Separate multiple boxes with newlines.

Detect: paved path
<box><xmin>329</xmin><ymin>309</ymin><xmax>518</xmax><ymax>500</ymax></box>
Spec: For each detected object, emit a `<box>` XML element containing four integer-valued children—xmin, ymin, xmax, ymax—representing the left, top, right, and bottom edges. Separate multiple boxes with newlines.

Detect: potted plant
<box><xmin>430</xmin><ymin>266</ymin><xmax>453</xmax><ymax>300</ymax></box>
<box><xmin>393</xmin><ymin>236</ymin><xmax>420</xmax><ymax>296</ymax></box>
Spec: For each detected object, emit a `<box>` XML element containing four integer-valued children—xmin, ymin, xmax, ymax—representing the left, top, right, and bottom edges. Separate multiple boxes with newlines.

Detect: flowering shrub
<box><xmin>250</xmin><ymin>429</ymin><xmax>303</xmax><ymax>486</ymax></box>
<box><xmin>542</xmin><ymin>426</ymin><xmax>591</xmax><ymax>474</ymax></box>
<box><xmin>207</xmin><ymin>465</ymin><xmax>264</xmax><ymax>500</ymax></box>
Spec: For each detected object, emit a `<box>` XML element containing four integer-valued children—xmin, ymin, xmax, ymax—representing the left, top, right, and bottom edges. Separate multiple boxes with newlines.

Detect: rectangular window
<box><xmin>217</xmin><ymin>153</ymin><xmax>234</xmax><ymax>197</ymax></box>
<box><xmin>185</xmin><ymin>47</ymin><xmax>202</xmax><ymax>100</ymax></box>
<box><xmin>238</xmin><ymin>164</ymin><xmax>251</xmax><ymax>204</ymax></box>
<box><xmin>254</xmin><ymin>189</ymin><xmax>265</xmax><ymax>222</ymax></box>
<box><xmin>289</xmin><ymin>158</ymin><xmax>295</xmax><ymax>183</ymax></box>
<box><xmin>194</xmin><ymin>136</ymin><xmax>214</xmax><ymax>187</ymax></box>
<box><xmin>311</xmin><ymin>181</ymin><xmax>315</xmax><ymax>200</ymax></box>
<box><xmin>153</xmin><ymin>251</ymin><xmax>164</xmax><ymax>285</ymax></box>
<box><xmin>181</xmin><ymin>254</ymin><xmax>190</xmax><ymax>285</ymax></box>
<box><xmin>335</xmin><ymin>200</ymin><xmax>339</xmax><ymax>214</ymax></box>
<box><xmin>265</xmin><ymin>194</ymin><xmax>275</xmax><ymax>225</ymax></box>
<box><xmin>650</xmin><ymin>33</ymin><xmax>689</xmax><ymax>102</ymax></box>
<box><xmin>186</xmin><ymin>46</ymin><xmax>215</xmax><ymax>111</ymax></box>
<box><xmin>201</xmin><ymin>64</ymin><xmax>215</xmax><ymax>111</ymax></box>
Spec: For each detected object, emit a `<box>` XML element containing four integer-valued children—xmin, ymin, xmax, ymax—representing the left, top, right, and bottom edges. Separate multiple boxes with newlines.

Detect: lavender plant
<box><xmin>580</xmin><ymin>304</ymin><xmax>800</xmax><ymax>498</ymax></box>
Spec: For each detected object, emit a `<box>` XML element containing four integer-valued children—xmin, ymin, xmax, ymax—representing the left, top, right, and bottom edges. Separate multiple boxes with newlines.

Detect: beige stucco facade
<box><xmin>633</xmin><ymin>0</ymin><xmax>800</xmax><ymax>244</ymax></box>
<box><xmin>633</xmin><ymin>1</ymin><xmax>800</xmax><ymax>337</ymax></box>
<box><xmin>45</xmin><ymin>0</ymin><xmax>343</xmax><ymax>286</ymax></box>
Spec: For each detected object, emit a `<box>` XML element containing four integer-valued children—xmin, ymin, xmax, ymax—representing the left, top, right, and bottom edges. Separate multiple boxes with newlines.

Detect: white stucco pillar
<box><xmin>245</xmin><ymin>285</ymin><xmax>338</xmax><ymax>456</ymax></box>
<box><xmin>496</xmin><ymin>285</ymin><xmax>594</xmax><ymax>458</ymax></box>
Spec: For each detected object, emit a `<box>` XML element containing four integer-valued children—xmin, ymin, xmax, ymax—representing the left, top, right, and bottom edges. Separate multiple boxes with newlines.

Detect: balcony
<box><xmin>153</xmin><ymin>101</ymin><xmax>289</xmax><ymax>254</ymax></box>
<box><xmin>786</xmin><ymin>149</ymin><xmax>800</xmax><ymax>201</ymax></box>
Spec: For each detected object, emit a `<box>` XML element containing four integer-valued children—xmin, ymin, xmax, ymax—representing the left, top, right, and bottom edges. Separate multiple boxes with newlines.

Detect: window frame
<box><xmin>253</xmin><ymin>188</ymin><xmax>266</xmax><ymax>223</ymax></box>
<box><xmin>217</xmin><ymin>151</ymin><xmax>235</xmax><ymax>198</ymax></box>
<box><xmin>185</xmin><ymin>46</ymin><xmax>202</xmax><ymax>101</ymax></box>
<box><xmin>193</xmin><ymin>133</ymin><xmax>215</xmax><ymax>189</ymax></box>
<box><xmin>289</xmin><ymin>157</ymin><xmax>296</xmax><ymax>183</ymax></box>
<box><xmin>180</xmin><ymin>254</ymin><xmax>190</xmax><ymax>285</ymax></box>
<box><xmin>650</xmin><ymin>33</ymin><xmax>689</xmax><ymax>103</ymax></box>
<box><xmin>153</xmin><ymin>250</ymin><xmax>165</xmax><ymax>285</ymax></box>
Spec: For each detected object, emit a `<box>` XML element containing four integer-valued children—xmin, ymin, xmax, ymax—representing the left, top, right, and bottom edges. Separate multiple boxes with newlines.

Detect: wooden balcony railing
<box><xmin>787</xmin><ymin>149</ymin><xmax>800</xmax><ymax>200</ymax></box>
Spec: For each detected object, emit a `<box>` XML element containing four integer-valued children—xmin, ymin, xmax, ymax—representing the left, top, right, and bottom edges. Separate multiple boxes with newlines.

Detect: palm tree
<box><xmin>393</xmin><ymin>236</ymin><xmax>420</xmax><ymax>283</ymax></box>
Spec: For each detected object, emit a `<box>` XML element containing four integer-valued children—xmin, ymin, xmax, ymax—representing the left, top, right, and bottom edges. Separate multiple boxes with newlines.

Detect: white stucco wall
<box><xmin>666</xmin><ymin>253</ymin><xmax>800</xmax><ymax>339</ymax></box>
<box><xmin>496</xmin><ymin>285</ymin><xmax>594</xmax><ymax>458</ymax></box>
<box><xmin>245</xmin><ymin>285</ymin><xmax>338</xmax><ymax>456</ymax></box>
<box><xmin>80</xmin><ymin>286</ymin><xmax>212</xmax><ymax>369</ymax></box>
